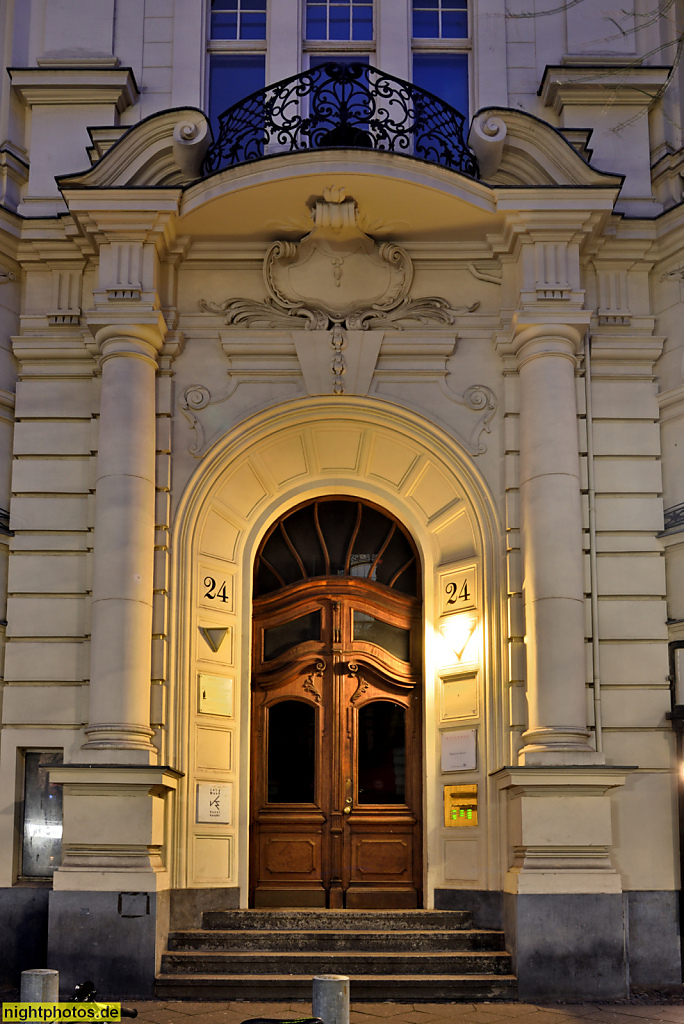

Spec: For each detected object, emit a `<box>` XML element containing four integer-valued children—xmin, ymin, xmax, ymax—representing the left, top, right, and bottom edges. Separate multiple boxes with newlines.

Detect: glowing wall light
<box><xmin>436</xmin><ymin>613</ymin><xmax>479</xmax><ymax>669</ymax></box>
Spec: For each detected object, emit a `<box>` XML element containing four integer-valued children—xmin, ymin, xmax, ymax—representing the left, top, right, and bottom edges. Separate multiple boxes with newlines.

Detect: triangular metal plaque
<box><xmin>199</xmin><ymin>626</ymin><xmax>228</xmax><ymax>653</ymax></box>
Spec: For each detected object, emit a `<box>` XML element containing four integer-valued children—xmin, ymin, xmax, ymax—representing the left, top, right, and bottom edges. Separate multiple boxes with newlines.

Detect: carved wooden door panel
<box><xmin>249</xmin><ymin>498</ymin><xmax>422</xmax><ymax>910</ymax></box>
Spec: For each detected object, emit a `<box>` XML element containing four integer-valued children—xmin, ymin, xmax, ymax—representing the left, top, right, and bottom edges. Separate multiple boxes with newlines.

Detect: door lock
<box><xmin>343</xmin><ymin>794</ymin><xmax>352</xmax><ymax>815</ymax></box>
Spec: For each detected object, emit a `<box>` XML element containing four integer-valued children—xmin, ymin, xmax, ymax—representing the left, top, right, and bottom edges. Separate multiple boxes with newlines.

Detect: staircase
<box><xmin>156</xmin><ymin>909</ymin><xmax>517</xmax><ymax>1001</ymax></box>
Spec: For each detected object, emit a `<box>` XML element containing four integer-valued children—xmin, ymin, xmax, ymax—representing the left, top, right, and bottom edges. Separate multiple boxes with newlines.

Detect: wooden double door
<box><xmin>250</xmin><ymin>578</ymin><xmax>422</xmax><ymax>909</ymax></box>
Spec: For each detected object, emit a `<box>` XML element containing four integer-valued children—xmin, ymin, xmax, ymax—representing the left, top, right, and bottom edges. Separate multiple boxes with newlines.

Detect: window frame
<box><xmin>303</xmin><ymin>0</ymin><xmax>376</xmax><ymax>65</ymax></box>
<box><xmin>15</xmin><ymin>747</ymin><xmax>64</xmax><ymax>886</ymax></box>
<box><xmin>206</xmin><ymin>0</ymin><xmax>269</xmax><ymax>122</ymax></box>
<box><xmin>411</xmin><ymin>0</ymin><xmax>471</xmax><ymax>120</ymax></box>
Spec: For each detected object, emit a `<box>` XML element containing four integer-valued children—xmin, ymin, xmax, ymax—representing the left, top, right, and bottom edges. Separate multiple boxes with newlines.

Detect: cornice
<box><xmin>8</xmin><ymin>66</ymin><xmax>138</xmax><ymax>112</ymax></box>
<box><xmin>657</xmin><ymin>382</ymin><xmax>684</xmax><ymax>417</ymax></box>
<box><xmin>539</xmin><ymin>64</ymin><xmax>671</xmax><ymax>115</ymax></box>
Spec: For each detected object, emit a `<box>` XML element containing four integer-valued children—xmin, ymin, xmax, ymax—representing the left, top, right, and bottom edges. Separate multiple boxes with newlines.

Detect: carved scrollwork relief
<box><xmin>348</xmin><ymin>662</ymin><xmax>370</xmax><ymax>704</ymax></box>
<box><xmin>200</xmin><ymin>187</ymin><xmax>478</xmax><ymax>332</ymax></box>
<box><xmin>439</xmin><ymin>381</ymin><xmax>498</xmax><ymax>454</ymax></box>
<box><xmin>303</xmin><ymin>660</ymin><xmax>326</xmax><ymax>702</ymax></box>
<box><xmin>179</xmin><ymin>384</ymin><xmax>212</xmax><ymax>455</ymax></box>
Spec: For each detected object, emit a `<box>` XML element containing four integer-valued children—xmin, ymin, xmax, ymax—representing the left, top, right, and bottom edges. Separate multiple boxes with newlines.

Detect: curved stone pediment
<box><xmin>57</xmin><ymin>102</ymin><xmax>623</xmax><ymax>194</ymax></box>
<box><xmin>58</xmin><ymin>107</ymin><xmax>211</xmax><ymax>189</ymax></box>
<box><xmin>470</xmin><ymin>107</ymin><xmax>624</xmax><ymax>189</ymax></box>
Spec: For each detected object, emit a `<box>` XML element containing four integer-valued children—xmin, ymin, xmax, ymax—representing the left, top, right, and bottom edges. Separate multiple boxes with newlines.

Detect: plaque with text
<box><xmin>196</xmin><ymin>782</ymin><xmax>232</xmax><ymax>824</ymax></box>
<box><xmin>441</xmin><ymin>728</ymin><xmax>477</xmax><ymax>772</ymax></box>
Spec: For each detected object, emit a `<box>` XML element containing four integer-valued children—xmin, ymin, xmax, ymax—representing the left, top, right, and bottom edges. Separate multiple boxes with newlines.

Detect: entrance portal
<box><xmin>250</xmin><ymin>498</ymin><xmax>423</xmax><ymax>909</ymax></box>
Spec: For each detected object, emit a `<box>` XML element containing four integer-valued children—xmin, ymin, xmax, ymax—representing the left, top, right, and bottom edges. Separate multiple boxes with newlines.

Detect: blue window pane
<box><xmin>241</xmin><ymin>10</ymin><xmax>267</xmax><ymax>37</ymax></box>
<box><xmin>211</xmin><ymin>12</ymin><xmax>238</xmax><ymax>38</ymax></box>
<box><xmin>307</xmin><ymin>5</ymin><xmax>328</xmax><ymax>39</ymax></box>
<box><xmin>442</xmin><ymin>8</ymin><xmax>467</xmax><ymax>36</ymax></box>
<box><xmin>413</xmin><ymin>0</ymin><xmax>432</xmax><ymax>7</ymax></box>
<box><xmin>242</xmin><ymin>0</ymin><xmax>266</xmax><ymax>8</ymax></box>
<box><xmin>209</xmin><ymin>54</ymin><xmax>266</xmax><ymax>131</ymax></box>
<box><xmin>330</xmin><ymin>3</ymin><xmax>351</xmax><ymax>39</ymax></box>
<box><xmin>310</xmin><ymin>54</ymin><xmax>369</xmax><ymax>67</ymax></box>
<box><xmin>413</xmin><ymin>52</ymin><xmax>468</xmax><ymax>121</ymax></box>
<box><xmin>352</xmin><ymin>5</ymin><xmax>373</xmax><ymax>40</ymax></box>
<box><xmin>413</xmin><ymin>9</ymin><xmax>439</xmax><ymax>36</ymax></box>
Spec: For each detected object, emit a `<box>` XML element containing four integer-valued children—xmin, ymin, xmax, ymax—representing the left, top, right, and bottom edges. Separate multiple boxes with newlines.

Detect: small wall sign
<box><xmin>196</xmin><ymin>782</ymin><xmax>232</xmax><ymax>824</ymax></box>
<box><xmin>441</xmin><ymin>674</ymin><xmax>478</xmax><ymax>720</ymax></box>
<box><xmin>441</xmin><ymin>728</ymin><xmax>477</xmax><ymax>772</ymax></box>
<box><xmin>198</xmin><ymin>674</ymin><xmax>234</xmax><ymax>717</ymax></box>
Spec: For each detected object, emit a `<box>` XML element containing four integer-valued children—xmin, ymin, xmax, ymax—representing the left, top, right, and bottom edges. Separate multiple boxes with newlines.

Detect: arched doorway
<box><xmin>250</xmin><ymin>497</ymin><xmax>423</xmax><ymax>909</ymax></box>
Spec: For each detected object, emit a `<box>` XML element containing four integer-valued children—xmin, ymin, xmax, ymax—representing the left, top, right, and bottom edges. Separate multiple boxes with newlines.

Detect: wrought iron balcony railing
<box><xmin>203</xmin><ymin>61</ymin><xmax>478</xmax><ymax>178</ymax></box>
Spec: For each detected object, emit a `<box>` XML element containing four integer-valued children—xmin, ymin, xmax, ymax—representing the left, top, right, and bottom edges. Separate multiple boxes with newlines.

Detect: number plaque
<box><xmin>199</xmin><ymin>567</ymin><xmax>234</xmax><ymax>610</ymax></box>
<box><xmin>440</xmin><ymin>565</ymin><xmax>476</xmax><ymax>616</ymax></box>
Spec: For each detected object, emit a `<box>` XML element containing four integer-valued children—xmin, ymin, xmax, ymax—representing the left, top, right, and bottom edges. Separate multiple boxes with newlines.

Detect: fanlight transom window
<box><xmin>254</xmin><ymin>498</ymin><xmax>419</xmax><ymax>597</ymax></box>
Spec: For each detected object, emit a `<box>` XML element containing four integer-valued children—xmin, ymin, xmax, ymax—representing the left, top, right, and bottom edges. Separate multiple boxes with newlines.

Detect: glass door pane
<box><xmin>357</xmin><ymin>701</ymin><xmax>406</xmax><ymax>804</ymax></box>
<box><xmin>267</xmin><ymin>700</ymin><xmax>316</xmax><ymax>803</ymax></box>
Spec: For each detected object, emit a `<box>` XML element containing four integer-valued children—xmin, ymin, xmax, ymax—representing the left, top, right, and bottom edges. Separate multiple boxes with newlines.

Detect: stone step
<box><xmin>202</xmin><ymin>909</ymin><xmax>473</xmax><ymax>931</ymax></box>
<box><xmin>168</xmin><ymin>928</ymin><xmax>505</xmax><ymax>953</ymax></box>
<box><xmin>160</xmin><ymin>949</ymin><xmax>513</xmax><ymax>976</ymax></box>
<box><xmin>155</xmin><ymin>972</ymin><xmax>518</xmax><ymax>1002</ymax></box>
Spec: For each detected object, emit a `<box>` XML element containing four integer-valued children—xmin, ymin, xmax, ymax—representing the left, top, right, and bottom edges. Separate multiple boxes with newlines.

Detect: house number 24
<box><xmin>445</xmin><ymin>579</ymin><xmax>470</xmax><ymax>605</ymax></box>
<box><xmin>204</xmin><ymin>576</ymin><xmax>230</xmax><ymax>602</ymax></box>
<box><xmin>440</xmin><ymin>567</ymin><xmax>476</xmax><ymax>615</ymax></box>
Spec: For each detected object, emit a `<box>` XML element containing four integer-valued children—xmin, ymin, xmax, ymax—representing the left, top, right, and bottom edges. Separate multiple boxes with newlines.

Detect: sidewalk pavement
<box><xmin>117</xmin><ymin>999</ymin><xmax>684</xmax><ymax>1024</ymax></box>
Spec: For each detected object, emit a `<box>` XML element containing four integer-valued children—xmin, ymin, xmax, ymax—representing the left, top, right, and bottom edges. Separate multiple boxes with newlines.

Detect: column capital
<box><xmin>88</xmin><ymin>318</ymin><xmax>167</xmax><ymax>366</ymax></box>
<box><xmin>498</xmin><ymin>317</ymin><xmax>589</xmax><ymax>366</ymax></box>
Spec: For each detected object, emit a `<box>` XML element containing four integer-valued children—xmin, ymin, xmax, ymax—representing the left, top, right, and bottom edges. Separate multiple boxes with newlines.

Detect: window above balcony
<box><xmin>305</xmin><ymin>0</ymin><xmax>374</xmax><ymax>41</ymax></box>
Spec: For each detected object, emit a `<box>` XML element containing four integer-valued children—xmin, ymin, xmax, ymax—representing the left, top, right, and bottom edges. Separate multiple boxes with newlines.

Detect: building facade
<box><xmin>0</xmin><ymin>0</ymin><xmax>683</xmax><ymax>1002</ymax></box>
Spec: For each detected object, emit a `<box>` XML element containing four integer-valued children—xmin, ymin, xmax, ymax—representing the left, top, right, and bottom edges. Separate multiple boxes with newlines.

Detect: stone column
<box><xmin>82</xmin><ymin>324</ymin><xmax>163</xmax><ymax>762</ymax></box>
<box><xmin>512</xmin><ymin>323</ymin><xmax>599</xmax><ymax>764</ymax></box>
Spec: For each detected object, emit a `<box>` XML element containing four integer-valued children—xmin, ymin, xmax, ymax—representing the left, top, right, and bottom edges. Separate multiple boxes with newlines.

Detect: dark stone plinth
<box><xmin>627</xmin><ymin>890</ymin><xmax>681</xmax><ymax>985</ymax></box>
<box><xmin>0</xmin><ymin>887</ymin><xmax>50</xmax><ymax>987</ymax></box>
<box><xmin>504</xmin><ymin>891</ymin><xmax>628</xmax><ymax>1000</ymax></box>
<box><xmin>47</xmin><ymin>889</ymin><xmax>169</xmax><ymax>999</ymax></box>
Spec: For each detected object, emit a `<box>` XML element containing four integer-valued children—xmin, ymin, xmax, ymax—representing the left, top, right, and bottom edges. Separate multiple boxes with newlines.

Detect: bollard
<box><xmin>21</xmin><ymin>969</ymin><xmax>59</xmax><ymax>1003</ymax></box>
<box><xmin>312</xmin><ymin>974</ymin><xmax>350</xmax><ymax>1024</ymax></box>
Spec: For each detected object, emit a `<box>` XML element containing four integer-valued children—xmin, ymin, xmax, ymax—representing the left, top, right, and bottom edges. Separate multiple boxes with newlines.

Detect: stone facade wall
<box><xmin>0</xmin><ymin>0</ymin><xmax>682</xmax><ymax>999</ymax></box>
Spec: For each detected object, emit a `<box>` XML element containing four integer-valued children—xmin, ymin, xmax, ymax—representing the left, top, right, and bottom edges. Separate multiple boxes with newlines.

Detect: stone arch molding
<box><xmin>169</xmin><ymin>398</ymin><xmax>504</xmax><ymax>893</ymax></box>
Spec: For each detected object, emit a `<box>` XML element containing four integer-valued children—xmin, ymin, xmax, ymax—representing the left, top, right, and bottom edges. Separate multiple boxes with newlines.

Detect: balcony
<box><xmin>203</xmin><ymin>61</ymin><xmax>478</xmax><ymax>178</ymax></box>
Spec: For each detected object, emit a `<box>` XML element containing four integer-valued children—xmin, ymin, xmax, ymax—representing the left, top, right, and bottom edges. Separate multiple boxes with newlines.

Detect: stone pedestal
<box><xmin>47</xmin><ymin>765</ymin><xmax>181</xmax><ymax>998</ymax></box>
<box><xmin>494</xmin><ymin>766</ymin><xmax>631</xmax><ymax>1000</ymax></box>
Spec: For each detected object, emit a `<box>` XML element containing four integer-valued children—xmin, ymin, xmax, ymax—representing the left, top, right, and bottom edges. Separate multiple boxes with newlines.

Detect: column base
<box><xmin>504</xmin><ymin>891</ymin><xmax>628</xmax><ymax>1000</ymax></box>
<box><xmin>82</xmin><ymin>723</ymin><xmax>157</xmax><ymax>755</ymax></box>
<box><xmin>518</xmin><ymin>726</ymin><xmax>604</xmax><ymax>765</ymax></box>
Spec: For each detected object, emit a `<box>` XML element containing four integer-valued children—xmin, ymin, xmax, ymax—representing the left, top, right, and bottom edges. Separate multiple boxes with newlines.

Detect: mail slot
<box><xmin>444</xmin><ymin>783</ymin><xmax>478</xmax><ymax>827</ymax></box>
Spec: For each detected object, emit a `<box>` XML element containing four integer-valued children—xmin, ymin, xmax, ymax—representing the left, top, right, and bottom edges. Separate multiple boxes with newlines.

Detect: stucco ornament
<box><xmin>200</xmin><ymin>187</ymin><xmax>478</xmax><ymax>331</ymax></box>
